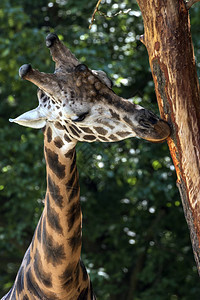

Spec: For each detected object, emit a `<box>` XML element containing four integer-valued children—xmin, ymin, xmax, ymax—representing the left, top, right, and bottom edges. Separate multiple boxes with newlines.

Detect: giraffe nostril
<box><xmin>19</xmin><ymin>64</ymin><xmax>32</xmax><ymax>79</ymax></box>
<box><xmin>139</xmin><ymin>119</ymin><xmax>153</xmax><ymax>128</ymax></box>
<box><xmin>148</xmin><ymin>116</ymin><xmax>158</xmax><ymax>125</ymax></box>
<box><xmin>46</xmin><ymin>33</ymin><xmax>59</xmax><ymax>48</ymax></box>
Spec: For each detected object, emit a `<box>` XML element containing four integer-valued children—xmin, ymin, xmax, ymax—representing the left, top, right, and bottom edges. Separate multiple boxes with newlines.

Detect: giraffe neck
<box><xmin>6</xmin><ymin>124</ymin><xmax>94</xmax><ymax>300</ymax></box>
<box><xmin>32</xmin><ymin>124</ymin><xmax>90</xmax><ymax>297</ymax></box>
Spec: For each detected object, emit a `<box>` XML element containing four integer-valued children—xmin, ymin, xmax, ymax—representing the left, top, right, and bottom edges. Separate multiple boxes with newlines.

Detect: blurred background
<box><xmin>0</xmin><ymin>0</ymin><xmax>200</xmax><ymax>299</ymax></box>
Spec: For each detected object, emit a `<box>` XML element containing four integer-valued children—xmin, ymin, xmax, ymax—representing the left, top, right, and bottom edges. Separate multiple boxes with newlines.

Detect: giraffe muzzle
<box><xmin>134</xmin><ymin>108</ymin><xmax>171</xmax><ymax>142</ymax></box>
<box><xmin>143</xmin><ymin>119</ymin><xmax>171</xmax><ymax>142</ymax></box>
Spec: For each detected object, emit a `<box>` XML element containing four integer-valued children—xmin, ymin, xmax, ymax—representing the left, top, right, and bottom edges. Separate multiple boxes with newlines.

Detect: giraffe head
<box><xmin>10</xmin><ymin>33</ymin><xmax>170</xmax><ymax>143</ymax></box>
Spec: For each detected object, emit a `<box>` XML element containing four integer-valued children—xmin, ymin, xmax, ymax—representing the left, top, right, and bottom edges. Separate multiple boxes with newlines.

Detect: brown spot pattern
<box><xmin>109</xmin><ymin>134</ymin><xmax>118</xmax><ymax>141</ymax></box>
<box><xmin>68</xmin><ymin>224</ymin><xmax>82</xmax><ymax>253</ymax></box>
<box><xmin>116</xmin><ymin>131</ymin><xmax>132</xmax><ymax>137</ymax></box>
<box><xmin>46</xmin><ymin>195</ymin><xmax>63</xmax><ymax>235</ymax></box>
<box><xmin>66</xmin><ymin>170</ymin><xmax>80</xmax><ymax>202</ymax></box>
<box><xmin>34</xmin><ymin>249</ymin><xmax>52</xmax><ymax>287</ymax></box>
<box><xmin>54</xmin><ymin>136</ymin><xmax>64</xmax><ymax>148</ymax></box>
<box><xmin>80</xmin><ymin>260</ymin><xmax>88</xmax><ymax>281</ymax></box>
<box><xmin>69</xmin><ymin>126</ymin><xmax>80</xmax><ymax>137</ymax></box>
<box><xmin>67</xmin><ymin>201</ymin><xmax>81</xmax><ymax>232</ymax></box>
<box><xmin>48</xmin><ymin>175</ymin><xmax>64</xmax><ymax>208</ymax></box>
<box><xmin>83</xmin><ymin>135</ymin><xmax>96</xmax><ymax>141</ymax></box>
<box><xmin>98</xmin><ymin>136</ymin><xmax>109</xmax><ymax>142</ymax></box>
<box><xmin>47</xmin><ymin>127</ymin><xmax>52</xmax><ymax>143</ymax></box>
<box><xmin>94</xmin><ymin>126</ymin><xmax>108</xmax><ymax>135</ymax></box>
<box><xmin>64</xmin><ymin>133</ymin><xmax>72</xmax><ymax>143</ymax></box>
<box><xmin>70</xmin><ymin>124</ymin><xmax>82</xmax><ymax>134</ymax></box>
<box><xmin>123</xmin><ymin>116</ymin><xmax>133</xmax><ymax>127</ymax></box>
<box><xmin>26</xmin><ymin>267</ymin><xmax>58</xmax><ymax>299</ymax></box>
<box><xmin>59</xmin><ymin>262</ymin><xmax>76</xmax><ymax>289</ymax></box>
<box><xmin>79</xmin><ymin>127</ymin><xmax>93</xmax><ymax>134</ymax></box>
<box><xmin>103</xmin><ymin>121</ymin><xmax>115</xmax><ymax>129</ymax></box>
<box><xmin>43</xmin><ymin>220</ymin><xmax>66</xmax><ymax>266</ymax></box>
<box><xmin>65</xmin><ymin>147</ymin><xmax>75</xmax><ymax>159</ymax></box>
<box><xmin>45</xmin><ymin>147</ymin><xmax>65</xmax><ymax>179</ymax></box>
<box><xmin>77</xmin><ymin>287</ymin><xmax>89</xmax><ymax>300</ymax></box>
<box><xmin>55</xmin><ymin>121</ymin><xmax>64</xmax><ymax>130</ymax></box>
<box><xmin>70</xmin><ymin>153</ymin><xmax>77</xmax><ymax>173</ymax></box>
<box><xmin>109</xmin><ymin>109</ymin><xmax>120</xmax><ymax>120</ymax></box>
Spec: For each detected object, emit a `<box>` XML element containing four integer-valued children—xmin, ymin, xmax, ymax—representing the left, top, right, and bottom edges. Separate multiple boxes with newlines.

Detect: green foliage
<box><xmin>0</xmin><ymin>0</ymin><xmax>200</xmax><ymax>298</ymax></box>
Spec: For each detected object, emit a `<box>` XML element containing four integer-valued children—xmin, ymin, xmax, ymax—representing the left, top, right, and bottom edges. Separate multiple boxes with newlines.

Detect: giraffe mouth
<box><xmin>140</xmin><ymin>119</ymin><xmax>171</xmax><ymax>143</ymax></box>
<box><xmin>132</xmin><ymin>108</ymin><xmax>171</xmax><ymax>142</ymax></box>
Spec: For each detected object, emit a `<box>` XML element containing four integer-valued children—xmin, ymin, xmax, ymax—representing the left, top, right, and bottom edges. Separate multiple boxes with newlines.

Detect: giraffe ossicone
<box><xmin>3</xmin><ymin>33</ymin><xmax>171</xmax><ymax>300</ymax></box>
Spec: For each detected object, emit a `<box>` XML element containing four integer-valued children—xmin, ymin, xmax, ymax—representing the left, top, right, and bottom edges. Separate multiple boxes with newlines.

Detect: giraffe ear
<box><xmin>9</xmin><ymin>107</ymin><xmax>46</xmax><ymax>129</ymax></box>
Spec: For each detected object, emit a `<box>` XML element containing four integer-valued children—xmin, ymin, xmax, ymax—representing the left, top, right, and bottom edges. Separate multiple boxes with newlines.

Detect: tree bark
<box><xmin>136</xmin><ymin>0</ymin><xmax>200</xmax><ymax>274</ymax></box>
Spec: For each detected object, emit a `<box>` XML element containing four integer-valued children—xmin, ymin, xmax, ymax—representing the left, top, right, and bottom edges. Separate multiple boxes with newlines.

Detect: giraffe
<box><xmin>3</xmin><ymin>33</ymin><xmax>170</xmax><ymax>300</ymax></box>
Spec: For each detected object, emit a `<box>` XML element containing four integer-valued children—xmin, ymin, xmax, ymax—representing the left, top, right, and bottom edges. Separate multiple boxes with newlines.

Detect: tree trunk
<box><xmin>136</xmin><ymin>0</ymin><xmax>200</xmax><ymax>274</ymax></box>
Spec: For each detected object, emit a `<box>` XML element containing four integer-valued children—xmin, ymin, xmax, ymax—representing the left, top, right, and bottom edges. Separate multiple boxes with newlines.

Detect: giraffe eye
<box><xmin>72</xmin><ymin>112</ymin><xmax>88</xmax><ymax>122</ymax></box>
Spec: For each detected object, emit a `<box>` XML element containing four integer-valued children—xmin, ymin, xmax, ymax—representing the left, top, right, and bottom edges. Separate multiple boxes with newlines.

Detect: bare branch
<box><xmin>185</xmin><ymin>0</ymin><xmax>200</xmax><ymax>9</ymax></box>
<box><xmin>98</xmin><ymin>8</ymin><xmax>131</xmax><ymax>19</ymax></box>
<box><xmin>89</xmin><ymin>0</ymin><xmax>131</xmax><ymax>29</ymax></box>
<box><xmin>89</xmin><ymin>0</ymin><xmax>102</xmax><ymax>29</ymax></box>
